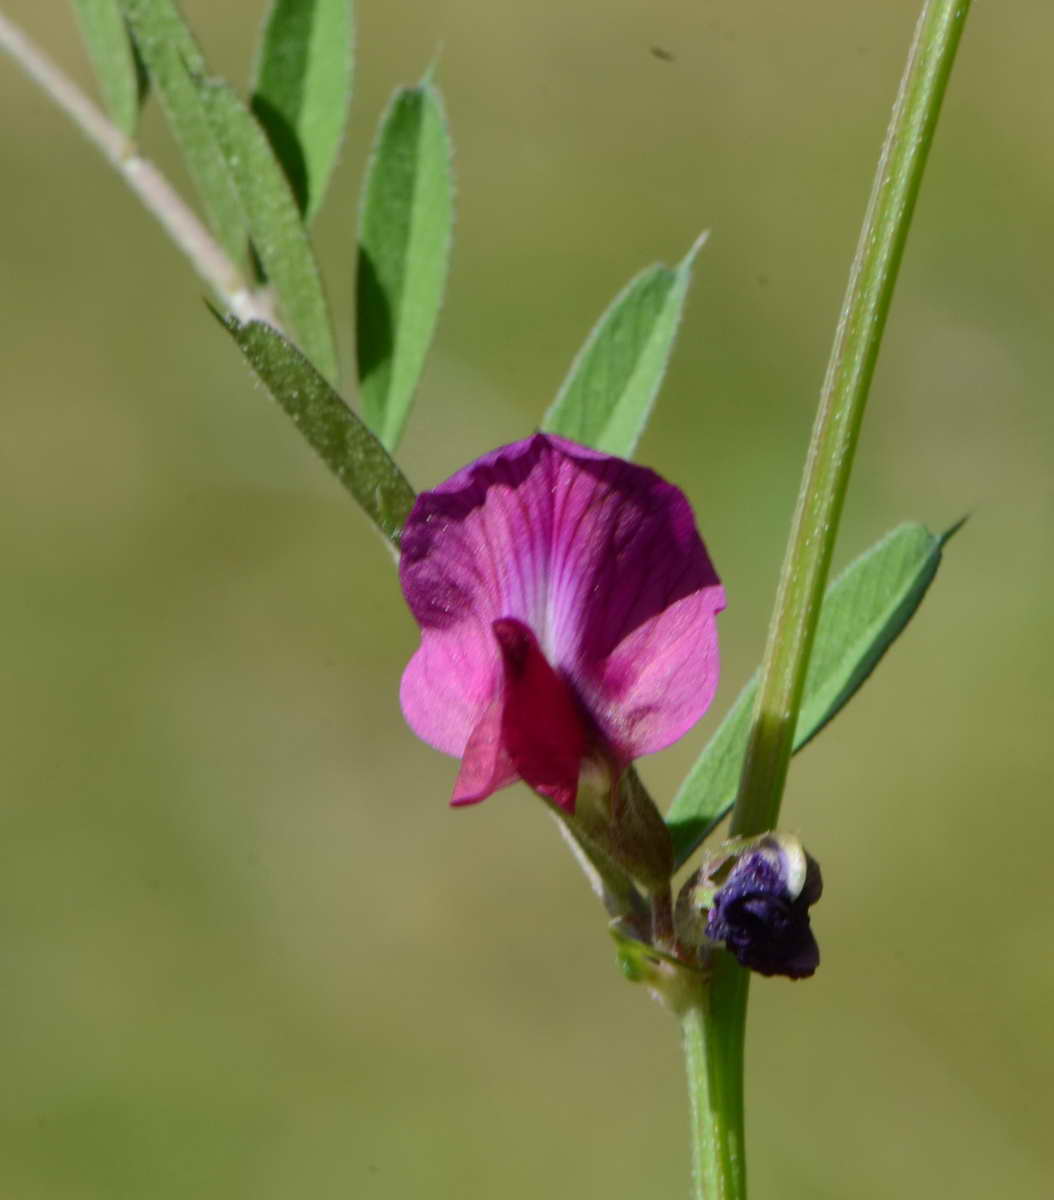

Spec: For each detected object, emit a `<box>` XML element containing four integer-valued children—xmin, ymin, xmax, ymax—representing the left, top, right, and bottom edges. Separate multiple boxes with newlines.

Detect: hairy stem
<box><xmin>0</xmin><ymin>9</ymin><xmax>277</xmax><ymax>326</ymax></box>
<box><xmin>732</xmin><ymin>0</ymin><xmax>972</xmax><ymax>839</ymax></box>
<box><xmin>684</xmin><ymin>3</ymin><xmax>973</xmax><ymax>1196</ymax></box>
<box><xmin>680</xmin><ymin>965</ymin><xmax>747</xmax><ymax>1200</ymax></box>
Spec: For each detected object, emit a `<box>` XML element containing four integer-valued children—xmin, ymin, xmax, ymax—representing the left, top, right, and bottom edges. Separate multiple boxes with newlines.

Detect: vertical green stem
<box><xmin>680</xmin><ymin>965</ymin><xmax>748</xmax><ymax>1200</ymax></box>
<box><xmin>683</xmin><ymin>2</ymin><xmax>972</xmax><ymax>1196</ymax></box>
<box><xmin>733</xmin><ymin>0</ymin><xmax>972</xmax><ymax>840</ymax></box>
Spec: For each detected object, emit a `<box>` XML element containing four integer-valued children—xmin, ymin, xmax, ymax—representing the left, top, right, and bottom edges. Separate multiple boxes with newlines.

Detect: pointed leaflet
<box><xmin>542</xmin><ymin>236</ymin><xmax>704</xmax><ymax>459</ymax></box>
<box><xmin>72</xmin><ymin>0</ymin><xmax>144</xmax><ymax>135</ymax></box>
<box><xmin>218</xmin><ymin>316</ymin><xmax>414</xmax><ymax>548</ymax></box>
<box><xmin>195</xmin><ymin>76</ymin><xmax>339</xmax><ymax>384</ymax></box>
<box><xmin>356</xmin><ymin>80</ymin><xmax>453</xmax><ymax>451</ymax></box>
<box><xmin>666</xmin><ymin>522</ymin><xmax>961</xmax><ymax>866</ymax></box>
<box><xmin>251</xmin><ymin>0</ymin><xmax>354</xmax><ymax>221</ymax></box>
<box><xmin>119</xmin><ymin>0</ymin><xmax>247</xmax><ymax>261</ymax></box>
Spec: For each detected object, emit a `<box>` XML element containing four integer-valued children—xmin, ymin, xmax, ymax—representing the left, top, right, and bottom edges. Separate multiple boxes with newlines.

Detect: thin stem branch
<box><xmin>0</xmin><ymin>9</ymin><xmax>276</xmax><ymax>326</ymax></box>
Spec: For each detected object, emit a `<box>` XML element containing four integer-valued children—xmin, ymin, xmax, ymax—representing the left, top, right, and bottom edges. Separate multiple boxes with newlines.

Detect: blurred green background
<box><xmin>2</xmin><ymin>2</ymin><xmax>1052</xmax><ymax>1197</ymax></box>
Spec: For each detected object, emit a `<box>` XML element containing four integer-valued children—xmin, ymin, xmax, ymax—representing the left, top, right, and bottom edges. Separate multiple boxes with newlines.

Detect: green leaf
<box><xmin>666</xmin><ymin>521</ymin><xmax>962</xmax><ymax>866</ymax></box>
<box><xmin>72</xmin><ymin>0</ymin><xmax>144</xmax><ymax>135</ymax></box>
<box><xmin>119</xmin><ymin>0</ymin><xmax>247</xmax><ymax>261</ymax></box>
<box><xmin>218</xmin><ymin>315</ymin><xmax>415</xmax><ymax>548</ymax></box>
<box><xmin>542</xmin><ymin>234</ymin><xmax>705</xmax><ymax>458</ymax></box>
<box><xmin>251</xmin><ymin>0</ymin><xmax>354</xmax><ymax>221</ymax></box>
<box><xmin>195</xmin><ymin>75</ymin><xmax>339</xmax><ymax>385</ymax></box>
<box><xmin>356</xmin><ymin>80</ymin><xmax>454</xmax><ymax>452</ymax></box>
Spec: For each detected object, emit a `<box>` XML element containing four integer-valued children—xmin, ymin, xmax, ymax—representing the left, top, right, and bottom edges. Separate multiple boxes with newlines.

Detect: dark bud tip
<box><xmin>705</xmin><ymin>836</ymin><xmax>821</xmax><ymax>980</ymax></box>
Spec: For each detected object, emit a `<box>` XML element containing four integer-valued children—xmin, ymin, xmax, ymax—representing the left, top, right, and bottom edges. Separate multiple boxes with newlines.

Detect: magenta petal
<box><xmin>400</xmin><ymin>433</ymin><xmax>725</xmax><ymax>785</ymax></box>
<box><xmin>589</xmin><ymin>590</ymin><xmax>722</xmax><ymax>756</ymax></box>
<box><xmin>400</xmin><ymin>618</ymin><xmax>498</xmax><ymax>756</ymax></box>
<box><xmin>451</xmin><ymin>697</ymin><xmax>517</xmax><ymax>806</ymax></box>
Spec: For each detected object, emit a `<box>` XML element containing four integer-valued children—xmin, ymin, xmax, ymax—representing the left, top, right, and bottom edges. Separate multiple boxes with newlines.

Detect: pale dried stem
<box><xmin>0</xmin><ymin>9</ymin><xmax>280</xmax><ymax>328</ymax></box>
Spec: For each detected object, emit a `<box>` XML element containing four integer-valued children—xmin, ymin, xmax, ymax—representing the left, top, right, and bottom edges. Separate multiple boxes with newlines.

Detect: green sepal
<box><xmin>610</xmin><ymin>920</ymin><xmax>685</xmax><ymax>982</ymax></box>
<box><xmin>571</xmin><ymin>763</ymin><xmax>674</xmax><ymax>894</ymax></box>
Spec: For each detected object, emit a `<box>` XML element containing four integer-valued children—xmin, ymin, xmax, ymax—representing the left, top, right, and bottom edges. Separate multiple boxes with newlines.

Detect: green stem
<box><xmin>680</xmin><ymin>964</ymin><xmax>747</xmax><ymax>1200</ymax></box>
<box><xmin>733</xmin><ymin>0</ymin><xmax>972</xmax><ymax>840</ymax></box>
<box><xmin>683</xmin><ymin>2</ymin><xmax>972</xmax><ymax>1195</ymax></box>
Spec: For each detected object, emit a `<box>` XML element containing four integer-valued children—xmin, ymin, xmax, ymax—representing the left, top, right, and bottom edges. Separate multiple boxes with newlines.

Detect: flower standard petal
<box><xmin>535</xmin><ymin>439</ymin><xmax>725</xmax><ymax>760</ymax></box>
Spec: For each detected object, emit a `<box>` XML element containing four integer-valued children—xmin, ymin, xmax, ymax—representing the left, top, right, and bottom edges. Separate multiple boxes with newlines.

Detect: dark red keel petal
<box><xmin>493</xmin><ymin>618</ymin><xmax>587</xmax><ymax>813</ymax></box>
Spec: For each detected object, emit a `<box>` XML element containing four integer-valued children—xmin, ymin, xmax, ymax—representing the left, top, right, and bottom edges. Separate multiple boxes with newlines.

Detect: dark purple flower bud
<box><xmin>705</xmin><ymin>836</ymin><xmax>822</xmax><ymax>980</ymax></box>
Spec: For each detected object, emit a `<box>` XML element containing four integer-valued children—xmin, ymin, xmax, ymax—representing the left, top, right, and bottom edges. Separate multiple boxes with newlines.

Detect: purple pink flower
<box><xmin>399</xmin><ymin>433</ymin><xmax>725</xmax><ymax>813</ymax></box>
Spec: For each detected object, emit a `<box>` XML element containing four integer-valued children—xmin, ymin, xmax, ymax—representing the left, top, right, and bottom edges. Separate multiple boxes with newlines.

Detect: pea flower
<box><xmin>399</xmin><ymin>433</ymin><xmax>725</xmax><ymax>814</ymax></box>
